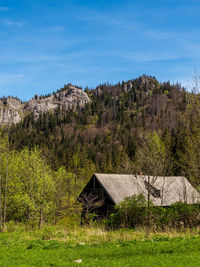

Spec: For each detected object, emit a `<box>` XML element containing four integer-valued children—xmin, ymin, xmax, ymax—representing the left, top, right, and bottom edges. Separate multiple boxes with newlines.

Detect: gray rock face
<box><xmin>123</xmin><ymin>76</ymin><xmax>157</xmax><ymax>93</ymax></box>
<box><xmin>136</xmin><ymin>75</ymin><xmax>157</xmax><ymax>90</ymax></box>
<box><xmin>24</xmin><ymin>85</ymin><xmax>90</xmax><ymax>118</ymax></box>
<box><xmin>0</xmin><ymin>107</ymin><xmax>21</xmax><ymax>125</ymax></box>
<box><xmin>124</xmin><ymin>82</ymin><xmax>133</xmax><ymax>92</ymax></box>
<box><xmin>0</xmin><ymin>97</ymin><xmax>22</xmax><ymax>125</ymax></box>
<box><xmin>3</xmin><ymin>97</ymin><xmax>22</xmax><ymax>110</ymax></box>
<box><xmin>0</xmin><ymin>85</ymin><xmax>90</xmax><ymax>125</ymax></box>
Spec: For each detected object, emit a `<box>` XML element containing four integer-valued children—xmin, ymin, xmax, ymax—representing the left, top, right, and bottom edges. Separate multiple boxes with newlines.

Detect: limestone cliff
<box><xmin>0</xmin><ymin>84</ymin><xmax>90</xmax><ymax>125</ymax></box>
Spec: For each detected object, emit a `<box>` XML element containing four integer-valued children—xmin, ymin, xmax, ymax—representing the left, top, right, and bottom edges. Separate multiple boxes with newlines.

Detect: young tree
<box><xmin>17</xmin><ymin>148</ymin><xmax>55</xmax><ymax>228</ymax></box>
<box><xmin>177</xmin><ymin>127</ymin><xmax>200</xmax><ymax>188</ymax></box>
<box><xmin>134</xmin><ymin>131</ymin><xmax>169</xmax><ymax>234</ymax></box>
<box><xmin>0</xmin><ymin>134</ymin><xmax>12</xmax><ymax>231</ymax></box>
<box><xmin>53</xmin><ymin>167</ymin><xmax>76</xmax><ymax>220</ymax></box>
<box><xmin>2</xmin><ymin>148</ymin><xmax>14</xmax><ymax>231</ymax></box>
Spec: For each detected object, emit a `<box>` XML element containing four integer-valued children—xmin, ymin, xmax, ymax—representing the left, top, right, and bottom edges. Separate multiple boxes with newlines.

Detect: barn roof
<box><xmin>94</xmin><ymin>173</ymin><xmax>200</xmax><ymax>206</ymax></box>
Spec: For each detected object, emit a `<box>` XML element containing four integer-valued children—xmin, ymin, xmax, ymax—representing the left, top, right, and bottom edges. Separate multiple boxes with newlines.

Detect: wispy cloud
<box><xmin>121</xmin><ymin>52</ymin><xmax>182</xmax><ymax>62</ymax></box>
<box><xmin>0</xmin><ymin>50</ymin><xmax>94</xmax><ymax>64</ymax></box>
<box><xmin>75</xmin><ymin>8</ymin><xmax>140</xmax><ymax>32</ymax></box>
<box><xmin>0</xmin><ymin>73</ymin><xmax>24</xmax><ymax>87</ymax></box>
<box><xmin>1</xmin><ymin>19</ymin><xmax>23</xmax><ymax>27</ymax></box>
<box><xmin>50</xmin><ymin>26</ymin><xmax>65</xmax><ymax>32</ymax></box>
<box><xmin>144</xmin><ymin>30</ymin><xmax>177</xmax><ymax>40</ymax></box>
<box><xmin>62</xmin><ymin>65</ymin><xmax>101</xmax><ymax>75</ymax></box>
<box><xmin>0</xmin><ymin>6</ymin><xmax>8</xmax><ymax>11</ymax></box>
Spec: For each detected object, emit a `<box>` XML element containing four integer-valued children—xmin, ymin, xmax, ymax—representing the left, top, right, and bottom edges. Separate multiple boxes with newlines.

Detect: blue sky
<box><xmin>0</xmin><ymin>0</ymin><xmax>200</xmax><ymax>100</ymax></box>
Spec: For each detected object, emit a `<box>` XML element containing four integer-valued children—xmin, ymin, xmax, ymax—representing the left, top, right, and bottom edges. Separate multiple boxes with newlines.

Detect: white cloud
<box><xmin>0</xmin><ymin>6</ymin><xmax>8</xmax><ymax>11</ymax></box>
<box><xmin>1</xmin><ymin>19</ymin><xmax>23</xmax><ymax>27</ymax></box>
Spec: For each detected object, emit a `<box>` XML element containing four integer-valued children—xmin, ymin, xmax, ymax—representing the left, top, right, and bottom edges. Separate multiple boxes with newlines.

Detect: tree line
<box><xmin>0</xmin><ymin>134</ymin><xmax>94</xmax><ymax>230</ymax></box>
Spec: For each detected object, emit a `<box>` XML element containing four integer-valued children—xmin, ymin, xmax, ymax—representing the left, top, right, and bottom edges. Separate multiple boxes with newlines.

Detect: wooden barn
<box><xmin>78</xmin><ymin>173</ymin><xmax>200</xmax><ymax>217</ymax></box>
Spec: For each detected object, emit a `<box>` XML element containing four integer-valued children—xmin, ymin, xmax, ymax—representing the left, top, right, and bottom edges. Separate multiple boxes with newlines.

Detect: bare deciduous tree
<box><xmin>192</xmin><ymin>67</ymin><xmax>200</xmax><ymax>95</ymax></box>
<box><xmin>79</xmin><ymin>192</ymin><xmax>104</xmax><ymax>223</ymax></box>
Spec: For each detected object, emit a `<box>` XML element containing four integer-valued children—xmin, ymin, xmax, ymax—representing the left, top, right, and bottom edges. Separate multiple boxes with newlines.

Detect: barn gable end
<box><xmin>78</xmin><ymin>174</ymin><xmax>116</xmax><ymax>217</ymax></box>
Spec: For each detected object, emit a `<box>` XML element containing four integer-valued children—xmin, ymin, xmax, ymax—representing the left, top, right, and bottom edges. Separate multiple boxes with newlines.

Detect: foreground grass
<box><xmin>1</xmin><ymin>226</ymin><xmax>200</xmax><ymax>266</ymax></box>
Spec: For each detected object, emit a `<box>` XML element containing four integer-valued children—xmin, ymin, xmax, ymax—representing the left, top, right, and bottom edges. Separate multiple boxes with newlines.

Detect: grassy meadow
<box><xmin>1</xmin><ymin>224</ymin><xmax>200</xmax><ymax>266</ymax></box>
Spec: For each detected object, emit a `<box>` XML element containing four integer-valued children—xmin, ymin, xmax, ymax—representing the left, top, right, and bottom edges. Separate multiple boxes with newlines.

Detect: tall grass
<box><xmin>1</xmin><ymin>223</ymin><xmax>200</xmax><ymax>266</ymax></box>
<box><xmin>3</xmin><ymin>222</ymin><xmax>200</xmax><ymax>245</ymax></box>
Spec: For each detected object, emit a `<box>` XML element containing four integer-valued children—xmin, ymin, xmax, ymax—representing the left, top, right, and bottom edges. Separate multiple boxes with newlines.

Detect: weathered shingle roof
<box><xmin>94</xmin><ymin>173</ymin><xmax>200</xmax><ymax>206</ymax></box>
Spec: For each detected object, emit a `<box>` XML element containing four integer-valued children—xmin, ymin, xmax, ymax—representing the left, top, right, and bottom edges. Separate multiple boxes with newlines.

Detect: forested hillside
<box><xmin>7</xmin><ymin>75</ymin><xmax>200</xmax><ymax>186</ymax></box>
<box><xmin>0</xmin><ymin>74</ymin><xmax>199</xmax><ymax>227</ymax></box>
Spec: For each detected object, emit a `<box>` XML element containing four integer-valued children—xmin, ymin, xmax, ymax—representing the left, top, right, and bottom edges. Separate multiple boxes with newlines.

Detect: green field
<box><xmin>0</xmin><ymin>227</ymin><xmax>200</xmax><ymax>266</ymax></box>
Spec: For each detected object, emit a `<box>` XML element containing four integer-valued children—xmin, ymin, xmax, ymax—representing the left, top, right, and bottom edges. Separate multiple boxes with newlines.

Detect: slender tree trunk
<box><xmin>146</xmin><ymin>175</ymin><xmax>150</xmax><ymax>238</ymax></box>
<box><xmin>39</xmin><ymin>208</ymin><xmax>43</xmax><ymax>230</ymax></box>
<box><xmin>3</xmin><ymin>160</ymin><xmax>8</xmax><ymax>232</ymax></box>
<box><xmin>0</xmin><ymin>171</ymin><xmax>2</xmax><ymax>232</ymax></box>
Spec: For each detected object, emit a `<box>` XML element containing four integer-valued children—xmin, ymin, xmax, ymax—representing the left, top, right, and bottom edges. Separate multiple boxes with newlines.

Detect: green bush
<box><xmin>166</xmin><ymin>202</ymin><xmax>200</xmax><ymax>228</ymax></box>
<box><xmin>106</xmin><ymin>195</ymin><xmax>200</xmax><ymax>229</ymax></box>
<box><xmin>108</xmin><ymin>194</ymin><xmax>149</xmax><ymax>228</ymax></box>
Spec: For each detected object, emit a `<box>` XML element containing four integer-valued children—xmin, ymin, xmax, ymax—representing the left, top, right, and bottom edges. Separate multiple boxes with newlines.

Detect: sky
<box><xmin>0</xmin><ymin>0</ymin><xmax>200</xmax><ymax>100</ymax></box>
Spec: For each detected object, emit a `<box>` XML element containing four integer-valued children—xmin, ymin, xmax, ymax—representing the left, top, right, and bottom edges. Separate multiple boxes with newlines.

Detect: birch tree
<box><xmin>134</xmin><ymin>131</ymin><xmax>169</xmax><ymax>234</ymax></box>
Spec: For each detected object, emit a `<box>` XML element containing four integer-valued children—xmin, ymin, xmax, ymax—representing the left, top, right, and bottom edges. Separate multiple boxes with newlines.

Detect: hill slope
<box><xmin>7</xmin><ymin>75</ymin><xmax>198</xmax><ymax>187</ymax></box>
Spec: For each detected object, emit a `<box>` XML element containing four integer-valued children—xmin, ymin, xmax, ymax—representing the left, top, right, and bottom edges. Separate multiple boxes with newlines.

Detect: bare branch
<box><xmin>79</xmin><ymin>192</ymin><xmax>104</xmax><ymax>214</ymax></box>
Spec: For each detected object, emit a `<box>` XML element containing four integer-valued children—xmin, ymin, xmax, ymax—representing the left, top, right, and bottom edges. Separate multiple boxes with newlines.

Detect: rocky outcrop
<box><xmin>0</xmin><ymin>107</ymin><xmax>21</xmax><ymax>125</ymax></box>
<box><xmin>0</xmin><ymin>85</ymin><xmax>90</xmax><ymax>125</ymax></box>
<box><xmin>123</xmin><ymin>75</ymin><xmax>158</xmax><ymax>94</ymax></box>
<box><xmin>3</xmin><ymin>97</ymin><xmax>22</xmax><ymax>110</ymax></box>
<box><xmin>0</xmin><ymin>97</ymin><xmax>22</xmax><ymax>125</ymax></box>
<box><xmin>24</xmin><ymin>85</ymin><xmax>90</xmax><ymax>118</ymax></box>
<box><xmin>135</xmin><ymin>75</ymin><xmax>157</xmax><ymax>90</ymax></box>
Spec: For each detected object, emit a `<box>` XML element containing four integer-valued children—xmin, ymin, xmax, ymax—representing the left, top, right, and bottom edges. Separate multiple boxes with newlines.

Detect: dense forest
<box><xmin>8</xmin><ymin>76</ymin><xmax>198</xmax><ymax>175</ymax></box>
<box><xmin>1</xmin><ymin>75</ymin><xmax>200</xmax><ymax>228</ymax></box>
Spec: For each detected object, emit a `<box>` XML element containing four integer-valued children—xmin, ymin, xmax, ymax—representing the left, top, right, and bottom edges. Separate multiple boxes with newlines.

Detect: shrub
<box><xmin>108</xmin><ymin>194</ymin><xmax>149</xmax><ymax>228</ymax></box>
<box><xmin>106</xmin><ymin>195</ymin><xmax>200</xmax><ymax>230</ymax></box>
<box><xmin>167</xmin><ymin>202</ymin><xmax>200</xmax><ymax>228</ymax></box>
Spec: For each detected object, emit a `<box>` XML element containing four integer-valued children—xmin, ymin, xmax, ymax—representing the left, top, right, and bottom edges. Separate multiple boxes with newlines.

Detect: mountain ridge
<box><xmin>0</xmin><ymin>84</ymin><xmax>90</xmax><ymax>125</ymax></box>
